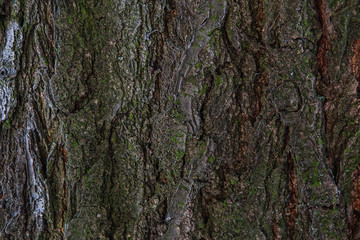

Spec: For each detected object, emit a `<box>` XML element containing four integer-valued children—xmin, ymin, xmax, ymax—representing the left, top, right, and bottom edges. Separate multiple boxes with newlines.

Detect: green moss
<box><xmin>215</xmin><ymin>75</ymin><xmax>222</xmax><ymax>87</ymax></box>
<box><xmin>195</xmin><ymin>62</ymin><xmax>202</xmax><ymax>69</ymax></box>
<box><xmin>171</xmin><ymin>136</ymin><xmax>179</xmax><ymax>144</ymax></box>
<box><xmin>234</xmin><ymin>120</ymin><xmax>239</xmax><ymax>126</ymax></box>
<box><xmin>172</xmin><ymin>109</ymin><xmax>181</xmax><ymax>120</ymax></box>
<box><xmin>179</xmin><ymin>184</ymin><xmax>188</xmax><ymax>191</ymax></box>
<box><xmin>68</xmin><ymin>17</ymin><xmax>74</xmax><ymax>25</ymax></box>
<box><xmin>3</xmin><ymin>119</ymin><xmax>11</xmax><ymax>129</ymax></box>
<box><xmin>200</xmin><ymin>83</ymin><xmax>207</xmax><ymax>95</ymax></box>
<box><xmin>241</xmin><ymin>41</ymin><xmax>250</xmax><ymax>49</ymax></box>
<box><xmin>175</xmin><ymin>150</ymin><xmax>185</xmax><ymax>159</ymax></box>
<box><xmin>71</xmin><ymin>140</ymin><xmax>79</xmax><ymax>147</ymax></box>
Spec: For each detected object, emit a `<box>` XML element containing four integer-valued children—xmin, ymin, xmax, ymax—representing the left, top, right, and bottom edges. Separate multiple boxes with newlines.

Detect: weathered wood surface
<box><xmin>1</xmin><ymin>0</ymin><xmax>360</xmax><ymax>239</ymax></box>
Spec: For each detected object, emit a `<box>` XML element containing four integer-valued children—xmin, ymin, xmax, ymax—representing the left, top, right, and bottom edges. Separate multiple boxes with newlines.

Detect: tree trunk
<box><xmin>1</xmin><ymin>0</ymin><xmax>360</xmax><ymax>239</ymax></box>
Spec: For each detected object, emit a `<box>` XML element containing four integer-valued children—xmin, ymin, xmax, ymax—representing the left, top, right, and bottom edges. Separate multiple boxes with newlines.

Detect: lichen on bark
<box><xmin>1</xmin><ymin>0</ymin><xmax>360</xmax><ymax>239</ymax></box>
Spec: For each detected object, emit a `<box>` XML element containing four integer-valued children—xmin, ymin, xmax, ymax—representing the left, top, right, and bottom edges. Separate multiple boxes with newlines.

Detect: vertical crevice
<box><xmin>315</xmin><ymin>0</ymin><xmax>341</xmax><ymax>185</ymax></box>
<box><xmin>285</xmin><ymin>153</ymin><xmax>297</xmax><ymax>240</ymax></box>
<box><xmin>272</xmin><ymin>211</ymin><xmax>279</xmax><ymax>240</ymax></box>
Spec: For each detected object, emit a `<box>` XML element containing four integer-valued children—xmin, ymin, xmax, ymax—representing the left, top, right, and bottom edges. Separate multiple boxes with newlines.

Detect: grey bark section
<box><xmin>0</xmin><ymin>0</ymin><xmax>60</xmax><ymax>239</ymax></box>
<box><xmin>1</xmin><ymin>0</ymin><xmax>360</xmax><ymax>239</ymax></box>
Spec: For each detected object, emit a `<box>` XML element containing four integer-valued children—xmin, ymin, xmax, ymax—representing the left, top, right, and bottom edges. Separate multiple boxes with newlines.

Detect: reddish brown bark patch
<box><xmin>254</xmin><ymin>0</ymin><xmax>264</xmax><ymax>37</ymax></box>
<box><xmin>348</xmin><ymin>166</ymin><xmax>360</xmax><ymax>238</ymax></box>
<box><xmin>352</xmin><ymin>167</ymin><xmax>360</xmax><ymax>214</ymax></box>
<box><xmin>315</xmin><ymin>0</ymin><xmax>341</xmax><ymax>184</ymax></box>
<box><xmin>251</xmin><ymin>72</ymin><xmax>267</xmax><ymax>124</ymax></box>
<box><xmin>315</xmin><ymin>0</ymin><xmax>335</xmax><ymax>94</ymax></box>
<box><xmin>60</xmin><ymin>145</ymin><xmax>68</xmax><ymax>233</ymax></box>
<box><xmin>351</xmin><ymin>39</ymin><xmax>360</xmax><ymax>97</ymax></box>
<box><xmin>272</xmin><ymin>212</ymin><xmax>279</xmax><ymax>240</ymax></box>
<box><xmin>61</xmin><ymin>145</ymin><xmax>68</xmax><ymax>164</ymax></box>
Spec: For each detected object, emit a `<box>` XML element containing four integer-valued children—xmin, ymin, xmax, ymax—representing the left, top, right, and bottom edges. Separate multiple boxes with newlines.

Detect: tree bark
<box><xmin>1</xmin><ymin>0</ymin><xmax>360</xmax><ymax>239</ymax></box>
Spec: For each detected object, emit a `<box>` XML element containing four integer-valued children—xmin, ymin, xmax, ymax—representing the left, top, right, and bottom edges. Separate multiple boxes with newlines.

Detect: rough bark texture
<box><xmin>1</xmin><ymin>0</ymin><xmax>360</xmax><ymax>239</ymax></box>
